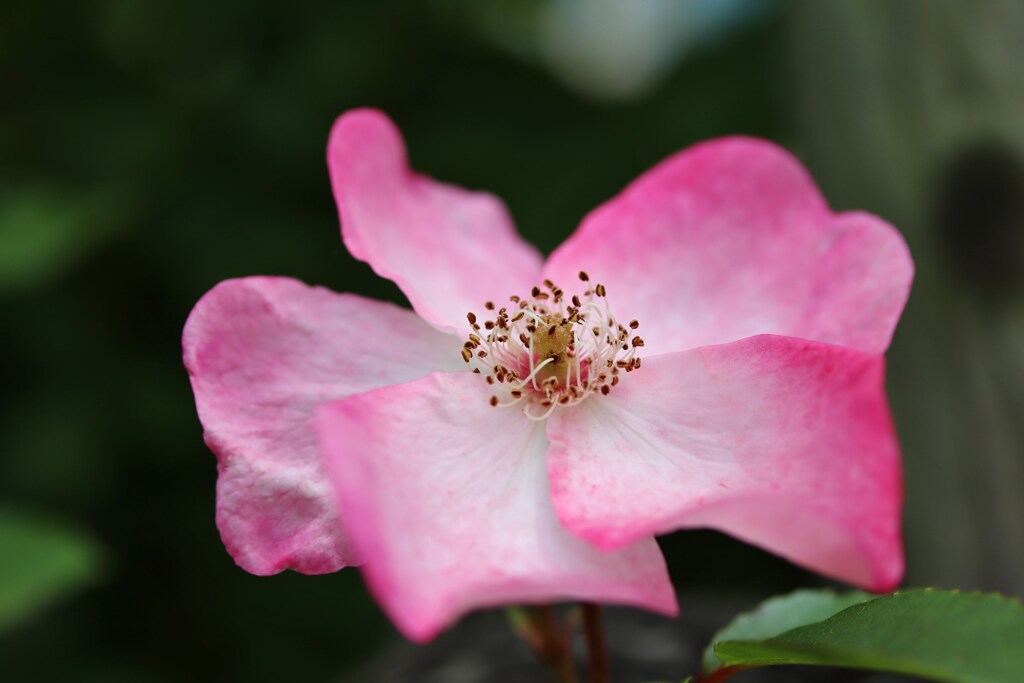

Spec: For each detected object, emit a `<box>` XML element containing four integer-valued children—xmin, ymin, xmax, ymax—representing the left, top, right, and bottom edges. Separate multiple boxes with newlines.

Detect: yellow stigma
<box><xmin>530</xmin><ymin>314</ymin><xmax>573</xmax><ymax>387</ymax></box>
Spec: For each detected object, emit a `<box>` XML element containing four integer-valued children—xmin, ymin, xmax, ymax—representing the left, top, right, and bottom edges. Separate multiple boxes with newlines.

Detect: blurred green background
<box><xmin>2</xmin><ymin>0</ymin><xmax>1023</xmax><ymax>680</ymax></box>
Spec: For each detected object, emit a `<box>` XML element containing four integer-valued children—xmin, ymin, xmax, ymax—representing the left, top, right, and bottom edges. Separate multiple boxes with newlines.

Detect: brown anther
<box><xmin>629</xmin><ymin>320</ymin><xmax>639</xmax><ymax>329</ymax></box>
<box><xmin>477</xmin><ymin>350</ymin><xmax>488</xmax><ymax>358</ymax></box>
<box><xmin>484</xmin><ymin>301</ymin><xmax>495</xmax><ymax>311</ymax></box>
<box><xmin>548</xmin><ymin>325</ymin><xmax>557</xmax><ymax>336</ymax></box>
<box><xmin>484</xmin><ymin>321</ymin><xmax>495</xmax><ymax>330</ymax></box>
<box><xmin>535</xmin><ymin>292</ymin><xmax>549</xmax><ymax>300</ymax></box>
<box><xmin>611</xmin><ymin>375</ymin><xmax>619</xmax><ymax>386</ymax></box>
<box><xmin>511</xmin><ymin>312</ymin><xmax>525</xmax><ymax>322</ymax></box>
<box><xmin>467</xmin><ymin>312</ymin><xmax>477</xmax><ymax>324</ymax></box>
<box><xmin>472</xmin><ymin>368</ymin><xmax>481</xmax><ymax>373</ymax></box>
<box><xmin>469</xmin><ymin>334</ymin><xmax>481</xmax><ymax>344</ymax></box>
<box><xmin>489</xmin><ymin>396</ymin><xmax>499</xmax><ymax>407</ymax></box>
<box><xmin>558</xmin><ymin>395</ymin><xmax>571</xmax><ymax>405</ymax></box>
<box><xmin>634</xmin><ymin>358</ymin><xmax>642</xmax><ymax>369</ymax></box>
<box><xmin>519</xmin><ymin>333</ymin><xmax>530</xmax><ymax>346</ymax></box>
<box><xmin>511</xmin><ymin>390</ymin><xmax>523</xmax><ymax>398</ymax></box>
<box><xmin>510</xmin><ymin>295</ymin><xmax>521</xmax><ymax>303</ymax></box>
<box><xmin>486</xmin><ymin>376</ymin><xmax>494</xmax><ymax>385</ymax></box>
<box><xmin>579</xmin><ymin>271</ymin><xmax>590</xmax><ymax>282</ymax></box>
<box><xmin>595</xmin><ymin>284</ymin><xmax>606</xmax><ymax>297</ymax></box>
<box><xmin>543</xmin><ymin>279</ymin><xmax>555</xmax><ymax>289</ymax></box>
<box><xmin>593</xmin><ymin>327</ymin><xmax>601</xmax><ymax>336</ymax></box>
<box><xmin>531</xmin><ymin>286</ymin><xmax>541</xmax><ymax>297</ymax></box>
<box><xmin>461</xmin><ymin>348</ymin><xmax>472</xmax><ymax>363</ymax></box>
<box><xmin>632</xmin><ymin>337</ymin><xmax>645</xmax><ymax>348</ymax></box>
<box><xmin>601</xmin><ymin>385</ymin><xmax>611</xmax><ymax>395</ymax></box>
<box><xmin>571</xmin><ymin>294</ymin><xmax>581</xmax><ymax>307</ymax></box>
<box><xmin>541</xmin><ymin>400</ymin><xmax>553</xmax><ymax>408</ymax></box>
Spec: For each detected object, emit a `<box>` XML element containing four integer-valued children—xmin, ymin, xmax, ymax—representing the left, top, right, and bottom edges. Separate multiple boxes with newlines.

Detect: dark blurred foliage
<box><xmin>1</xmin><ymin>1</ymin><xmax>1022</xmax><ymax>681</ymax></box>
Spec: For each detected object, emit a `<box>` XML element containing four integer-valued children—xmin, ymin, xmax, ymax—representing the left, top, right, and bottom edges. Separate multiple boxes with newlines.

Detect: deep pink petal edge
<box><xmin>544</xmin><ymin>137</ymin><xmax>913</xmax><ymax>356</ymax></box>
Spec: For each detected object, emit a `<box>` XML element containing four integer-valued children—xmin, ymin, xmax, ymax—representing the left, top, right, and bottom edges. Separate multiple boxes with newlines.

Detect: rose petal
<box><xmin>316</xmin><ymin>371</ymin><xmax>677</xmax><ymax>642</ymax></box>
<box><xmin>544</xmin><ymin>137</ymin><xmax>913</xmax><ymax>355</ymax></box>
<box><xmin>546</xmin><ymin>335</ymin><xmax>903</xmax><ymax>591</ymax></box>
<box><xmin>328</xmin><ymin>109</ymin><xmax>543</xmax><ymax>335</ymax></box>
<box><xmin>183</xmin><ymin>276</ymin><xmax>462</xmax><ymax>575</ymax></box>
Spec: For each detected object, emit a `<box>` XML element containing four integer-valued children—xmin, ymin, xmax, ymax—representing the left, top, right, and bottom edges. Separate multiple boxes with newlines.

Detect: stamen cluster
<box><xmin>461</xmin><ymin>272</ymin><xmax>644</xmax><ymax>420</ymax></box>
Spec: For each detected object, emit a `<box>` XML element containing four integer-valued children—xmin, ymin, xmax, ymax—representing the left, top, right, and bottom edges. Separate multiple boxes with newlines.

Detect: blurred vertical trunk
<box><xmin>789</xmin><ymin>0</ymin><xmax>1024</xmax><ymax>594</ymax></box>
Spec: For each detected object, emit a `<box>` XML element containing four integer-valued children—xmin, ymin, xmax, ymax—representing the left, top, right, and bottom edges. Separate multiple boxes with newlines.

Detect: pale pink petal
<box><xmin>183</xmin><ymin>276</ymin><xmax>463</xmax><ymax>575</ymax></box>
<box><xmin>543</xmin><ymin>138</ymin><xmax>913</xmax><ymax>356</ymax></box>
<box><xmin>328</xmin><ymin>109</ymin><xmax>543</xmax><ymax>335</ymax></box>
<box><xmin>316</xmin><ymin>372</ymin><xmax>677</xmax><ymax>642</ymax></box>
<box><xmin>546</xmin><ymin>335</ymin><xmax>903</xmax><ymax>592</ymax></box>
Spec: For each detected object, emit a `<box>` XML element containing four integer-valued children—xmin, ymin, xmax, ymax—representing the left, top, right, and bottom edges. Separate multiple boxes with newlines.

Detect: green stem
<box><xmin>506</xmin><ymin>606</ymin><xmax>579</xmax><ymax>683</ymax></box>
<box><xmin>581</xmin><ymin>603</ymin><xmax>610</xmax><ymax>683</ymax></box>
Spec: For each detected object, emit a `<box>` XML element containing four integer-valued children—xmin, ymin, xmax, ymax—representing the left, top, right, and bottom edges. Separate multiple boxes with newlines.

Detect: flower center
<box><xmin>461</xmin><ymin>271</ymin><xmax>644</xmax><ymax>420</ymax></box>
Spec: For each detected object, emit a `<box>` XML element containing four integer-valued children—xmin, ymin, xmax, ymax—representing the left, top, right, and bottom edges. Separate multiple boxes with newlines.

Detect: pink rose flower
<box><xmin>183</xmin><ymin>109</ymin><xmax>913</xmax><ymax>642</ymax></box>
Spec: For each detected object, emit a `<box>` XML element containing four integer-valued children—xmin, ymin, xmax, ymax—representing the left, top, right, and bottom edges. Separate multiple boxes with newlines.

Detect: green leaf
<box><xmin>702</xmin><ymin>588</ymin><xmax>869</xmax><ymax>673</ymax></box>
<box><xmin>714</xmin><ymin>589</ymin><xmax>1024</xmax><ymax>683</ymax></box>
<box><xmin>0</xmin><ymin>508</ymin><xmax>105</xmax><ymax>632</ymax></box>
